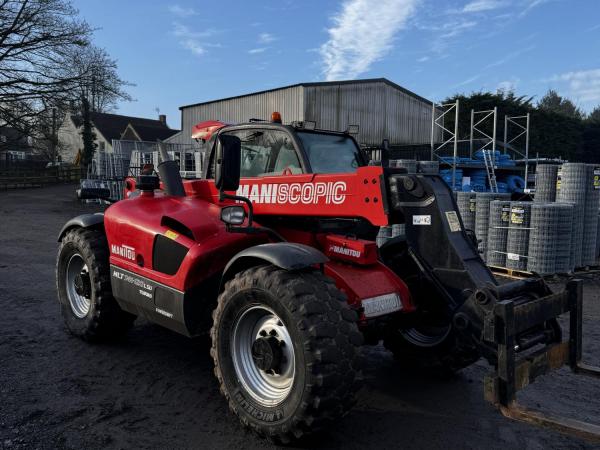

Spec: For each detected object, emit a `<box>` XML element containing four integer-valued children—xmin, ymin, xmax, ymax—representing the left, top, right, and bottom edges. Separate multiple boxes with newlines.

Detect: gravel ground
<box><xmin>1</xmin><ymin>184</ymin><xmax>599</xmax><ymax>450</ymax></box>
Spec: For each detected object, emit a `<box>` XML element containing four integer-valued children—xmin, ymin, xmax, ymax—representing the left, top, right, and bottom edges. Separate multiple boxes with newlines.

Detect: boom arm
<box><xmin>385</xmin><ymin>172</ymin><xmax>600</xmax><ymax>439</ymax></box>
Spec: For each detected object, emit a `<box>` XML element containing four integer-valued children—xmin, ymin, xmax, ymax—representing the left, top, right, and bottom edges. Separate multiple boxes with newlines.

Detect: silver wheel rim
<box><xmin>66</xmin><ymin>254</ymin><xmax>91</xmax><ymax>319</ymax></box>
<box><xmin>231</xmin><ymin>305</ymin><xmax>295</xmax><ymax>407</ymax></box>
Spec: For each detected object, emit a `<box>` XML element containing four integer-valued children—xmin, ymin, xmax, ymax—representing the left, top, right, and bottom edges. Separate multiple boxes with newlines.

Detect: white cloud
<box><xmin>251</xmin><ymin>62</ymin><xmax>270</xmax><ymax>71</ymax></box>
<box><xmin>439</xmin><ymin>20</ymin><xmax>477</xmax><ymax>38</ymax></box>
<box><xmin>519</xmin><ymin>0</ymin><xmax>551</xmax><ymax>17</ymax></box>
<box><xmin>497</xmin><ymin>78</ymin><xmax>519</xmax><ymax>92</ymax></box>
<box><xmin>484</xmin><ymin>45</ymin><xmax>535</xmax><ymax>69</ymax></box>
<box><xmin>453</xmin><ymin>74</ymin><xmax>481</xmax><ymax>88</ymax></box>
<box><xmin>417</xmin><ymin>56</ymin><xmax>430</xmax><ymax>62</ymax></box>
<box><xmin>181</xmin><ymin>40</ymin><xmax>204</xmax><ymax>56</ymax></box>
<box><xmin>415</xmin><ymin>18</ymin><xmax>477</xmax><ymax>53</ymax></box>
<box><xmin>586</xmin><ymin>23</ymin><xmax>600</xmax><ymax>32</ymax></box>
<box><xmin>172</xmin><ymin>23</ymin><xmax>218</xmax><ymax>57</ymax></box>
<box><xmin>548</xmin><ymin>69</ymin><xmax>600</xmax><ymax>103</ymax></box>
<box><xmin>168</xmin><ymin>4</ymin><xmax>197</xmax><ymax>17</ymax></box>
<box><xmin>319</xmin><ymin>0</ymin><xmax>420</xmax><ymax>81</ymax></box>
<box><xmin>258</xmin><ymin>33</ymin><xmax>276</xmax><ymax>44</ymax></box>
<box><xmin>463</xmin><ymin>0</ymin><xmax>507</xmax><ymax>13</ymax></box>
<box><xmin>248</xmin><ymin>47</ymin><xmax>268</xmax><ymax>54</ymax></box>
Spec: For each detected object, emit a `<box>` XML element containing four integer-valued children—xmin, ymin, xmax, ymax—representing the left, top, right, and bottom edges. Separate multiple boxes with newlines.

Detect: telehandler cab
<box><xmin>57</xmin><ymin>114</ymin><xmax>600</xmax><ymax>443</ymax></box>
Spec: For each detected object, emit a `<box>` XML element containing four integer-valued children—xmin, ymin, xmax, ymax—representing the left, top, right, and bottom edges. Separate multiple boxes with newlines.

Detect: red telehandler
<box><xmin>58</xmin><ymin>114</ymin><xmax>599</xmax><ymax>443</ymax></box>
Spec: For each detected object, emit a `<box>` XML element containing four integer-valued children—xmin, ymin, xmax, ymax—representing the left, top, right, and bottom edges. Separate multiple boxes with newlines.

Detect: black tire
<box><xmin>211</xmin><ymin>265</ymin><xmax>363</xmax><ymax>444</ymax></box>
<box><xmin>56</xmin><ymin>228</ymin><xmax>135</xmax><ymax>341</ymax></box>
<box><xmin>384</xmin><ymin>321</ymin><xmax>479</xmax><ymax>375</ymax></box>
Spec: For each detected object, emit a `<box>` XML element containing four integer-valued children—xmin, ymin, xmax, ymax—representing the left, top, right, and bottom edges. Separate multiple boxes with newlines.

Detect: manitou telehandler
<box><xmin>58</xmin><ymin>114</ymin><xmax>599</xmax><ymax>443</ymax></box>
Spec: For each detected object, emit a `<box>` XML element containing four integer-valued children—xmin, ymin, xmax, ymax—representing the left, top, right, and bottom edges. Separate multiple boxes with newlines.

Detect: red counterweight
<box><xmin>322</xmin><ymin>234</ymin><xmax>378</xmax><ymax>265</ymax></box>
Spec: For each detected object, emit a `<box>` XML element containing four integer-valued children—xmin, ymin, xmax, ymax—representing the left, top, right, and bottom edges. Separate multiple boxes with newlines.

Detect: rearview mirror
<box><xmin>215</xmin><ymin>134</ymin><xmax>241</xmax><ymax>192</ymax></box>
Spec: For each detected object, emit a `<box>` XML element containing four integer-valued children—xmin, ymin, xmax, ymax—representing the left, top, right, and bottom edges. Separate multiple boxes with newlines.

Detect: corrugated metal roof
<box><xmin>179</xmin><ymin>78</ymin><xmax>433</xmax><ymax>110</ymax></box>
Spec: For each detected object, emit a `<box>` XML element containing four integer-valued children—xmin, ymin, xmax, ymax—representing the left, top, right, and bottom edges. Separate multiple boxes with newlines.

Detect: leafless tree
<box><xmin>67</xmin><ymin>45</ymin><xmax>133</xmax><ymax>114</ymax></box>
<box><xmin>0</xmin><ymin>0</ymin><xmax>90</xmax><ymax>131</ymax></box>
<box><xmin>0</xmin><ymin>0</ymin><xmax>132</xmax><ymax>160</ymax></box>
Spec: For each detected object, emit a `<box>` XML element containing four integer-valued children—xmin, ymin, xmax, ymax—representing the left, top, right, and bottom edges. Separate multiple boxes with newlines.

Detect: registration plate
<box><xmin>361</xmin><ymin>293</ymin><xmax>402</xmax><ymax>318</ymax></box>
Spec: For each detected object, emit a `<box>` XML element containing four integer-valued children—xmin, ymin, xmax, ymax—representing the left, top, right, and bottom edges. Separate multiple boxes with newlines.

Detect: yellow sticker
<box><xmin>165</xmin><ymin>230</ymin><xmax>179</xmax><ymax>240</ymax></box>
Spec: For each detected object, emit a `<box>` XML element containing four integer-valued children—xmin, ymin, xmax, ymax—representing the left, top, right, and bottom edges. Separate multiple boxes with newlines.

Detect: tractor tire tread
<box><xmin>210</xmin><ymin>265</ymin><xmax>363</xmax><ymax>444</ymax></box>
<box><xmin>57</xmin><ymin>228</ymin><xmax>135</xmax><ymax>341</ymax></box>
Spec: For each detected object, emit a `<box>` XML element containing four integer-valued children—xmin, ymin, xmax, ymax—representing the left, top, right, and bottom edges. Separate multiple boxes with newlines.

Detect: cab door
<box><xmin>221</xmin><ymin>128</ymin><xmax>306</xmax><ymax>179</ymax></box>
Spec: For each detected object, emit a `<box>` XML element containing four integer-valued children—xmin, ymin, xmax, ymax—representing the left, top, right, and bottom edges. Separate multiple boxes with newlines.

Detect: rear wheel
<box><xmin>211</xmin><ymin>265</ymin><xmax>363</xmax><ymax>444</ymax></box>
<box><xmin>56</xmin><ymin>228</ymin><xmax>135</xmax><ymax>341</ymax></box>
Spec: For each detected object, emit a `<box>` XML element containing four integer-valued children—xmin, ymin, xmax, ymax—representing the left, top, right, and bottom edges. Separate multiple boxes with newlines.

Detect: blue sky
<box><xmin>72</xmin><ymin>0</ymin><xmax>600</xmax><ymax>129</ymax></box>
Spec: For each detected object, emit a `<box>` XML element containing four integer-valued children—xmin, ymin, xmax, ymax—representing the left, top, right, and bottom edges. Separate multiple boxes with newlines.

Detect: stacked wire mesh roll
<box><xmin>475</xmin><ymin>192</ymin><xmax>511</xmax><ymax>262</ymax></box>
<box><xmin>418</xmin><ymin>161</ymin><xmax>439</xmax><ymax>174</ymax></box>
<box><xmin>527</xmin><ymin>203</ymin><xmax>573</xmax><ymax>274</ymax></box>
<box><xmin>392</xmin><ymin>224</ymin><xmax>405</xmax><ymax>239</ymax></box>
<box><xmin>597</xmin><ymin>210</ymin><xmax>600</xmax><ymax>262</ymax></box>
<box><xmin>534</xmin><ymin>164</ymin><xmax>559</xmax><ymax>202</ymax></box>
<box><xmin>391</xmin><ymin>159</ymin><xmax>418</xmax><ymax>173</ymax></box>
<box><xmin>456</xmin><ymin>192</ymin><xmax>476</xmax><ymax>231</ymax></box>
<box><xmin>556</xmin><ymin>163</ymin><xmax>587</xmax><ymax>268</ymax></box>
<box><xmin>506</xmin><ymin>202</ymin><xmax>532</xmax><ymax>271</ymax></box>
<box><xmin>376</xmin><ymin>226</ymin><xmax>392</xmax><ymax>247</ymax></box>
<box><xmin>376</xmin><ymin>224</ymin><xmax>406</xmax><ymax>247</ymax></box>
<box><xmin>582</xmin><ymin>164</ymin><xmax>599</xmax><ymax>266</ymax></box>
<box><xmin>487</xmin><ymin>199</ymin><xmax>511</xmax><ymax>267</ymax></box>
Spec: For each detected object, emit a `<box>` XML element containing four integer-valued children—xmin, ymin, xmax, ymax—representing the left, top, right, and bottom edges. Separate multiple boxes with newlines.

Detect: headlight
<box><xmin>220</xmin><ymin>205</ymin><xmax>246</xmax><ymax>225</ymax></box>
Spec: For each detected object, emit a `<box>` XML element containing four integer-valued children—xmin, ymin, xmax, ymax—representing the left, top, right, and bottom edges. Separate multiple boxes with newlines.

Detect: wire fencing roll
<box><xmin>534</xmin><ymin>164</ymin><xmax>559</xmax><ymax>202</ymax></box>
<box><xmin>506</xmin><ymin>201</ymin><xmax>532</xmax><ymax>271</ymax></box>
<box><xmin>376</xmin><ymin>226</ymin><xmax>393</xmax><ymax>247</ymax></box>
<box><xmin>456</xmin><ymin>192</ymin><xmax>476</xmax><ymax>231</ymax></box>
<box><xmin>596</xmin><ymin>210</ymin><xmax>600</xmax><ymax>262</ymax></box>
<box><xmin>390</xmin><ymin>159</ymin><xmax>417</xmax><ymax>173</ymax></box>
<box><xmin>418</xmin><ymin>161</ymin><xmax>439</xmax><ymax>174</ymax></box>
<box><xmin>556</xmin><ymin>163</ymin><xmax>587</xmax><ymax>268</ymax></box>
<box><xmin>475</xmin><ymin>192</ymin><xmax>511</xmax><ymax>262</ymax></box>
<box><xmin>527</xmin><ymin>203</ymin><xmax>573</xmax><ymax>274</ymax></box>
<box><xmin>487</xmin><ymin>199</ymin><xmax>511</xmax><ymax>267</ymax></box>
<box><xmin>582</xmin><ymin>164</ymin><xmax>599</xmax><ymax>266</ymax></box>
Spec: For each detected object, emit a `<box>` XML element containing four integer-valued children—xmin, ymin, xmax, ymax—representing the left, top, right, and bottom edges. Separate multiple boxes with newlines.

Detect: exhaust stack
<box><xmin>156</xmin><ymin>140</ymin><xmax>185</xmax><ymax>197</ymax></box>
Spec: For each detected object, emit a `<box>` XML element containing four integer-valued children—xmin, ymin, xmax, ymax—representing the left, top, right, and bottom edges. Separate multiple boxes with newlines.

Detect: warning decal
<box><xmin>445</xmin><ymin>211</ymin><xmax>462</xmax><ymax>232</ymax></box>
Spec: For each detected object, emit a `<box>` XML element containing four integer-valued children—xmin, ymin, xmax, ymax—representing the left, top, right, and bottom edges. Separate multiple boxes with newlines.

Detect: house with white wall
<box><xmin>58</xmin><ymin>112</ymin><xmax>178</xmax><ymax>163</ymax></box>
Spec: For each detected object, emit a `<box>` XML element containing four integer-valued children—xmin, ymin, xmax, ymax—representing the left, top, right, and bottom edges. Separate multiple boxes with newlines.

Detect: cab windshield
<box><xmin>296</xmin><ymin>131</ymin><xmax>364</xmax><ymax>174</ymax></box>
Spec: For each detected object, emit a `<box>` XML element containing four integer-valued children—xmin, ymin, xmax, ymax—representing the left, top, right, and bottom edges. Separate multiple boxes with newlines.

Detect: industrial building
<box><xmin>166</xmin><ymin>78</ymin><xmax>438</xmax><ymax>148</ymax></box>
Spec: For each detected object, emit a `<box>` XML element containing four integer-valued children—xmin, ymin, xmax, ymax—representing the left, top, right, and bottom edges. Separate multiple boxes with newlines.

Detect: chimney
<box><xmin>159</xmin><ymin>114</ymin><xmax>167</xmax><ymax>126</ymax></box>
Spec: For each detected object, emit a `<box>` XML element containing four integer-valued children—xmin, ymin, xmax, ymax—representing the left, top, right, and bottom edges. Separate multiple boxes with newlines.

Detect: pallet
<box><xmin>488</xmin><ymin>265</ymin><xmax>534</xmax><ymax>279</ymax></box>
<box><xmin>572</xmin><ymin>266</ymin><xmax>600</xmax><ymax>277</ymax></box>
<box><xmin>489</xmin><ymin>265</ymin><xmax>600</xmax><ymax>280</ymax></box>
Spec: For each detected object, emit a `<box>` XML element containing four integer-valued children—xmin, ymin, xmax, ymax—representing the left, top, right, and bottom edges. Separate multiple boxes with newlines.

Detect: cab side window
<box><xmin>220</xmin><ymin>129</ymin><xmax>302</xmax><ymax>178</ymax></box>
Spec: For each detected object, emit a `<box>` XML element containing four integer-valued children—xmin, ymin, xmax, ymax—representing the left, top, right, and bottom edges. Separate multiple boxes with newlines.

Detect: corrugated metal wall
<box><xmin>176</xmin><ymin>81</ymin><xmax>437</xmax><ymax>147</ymax></box>
<box><xmin>176</xmin><ymin>86</ymin><xmax>304</xmax><ymax>146</ymax></box>
<box><xmin>303</xmin><ymin>81</ymin><xmax>436</xmax><ymax>146</ymax></box>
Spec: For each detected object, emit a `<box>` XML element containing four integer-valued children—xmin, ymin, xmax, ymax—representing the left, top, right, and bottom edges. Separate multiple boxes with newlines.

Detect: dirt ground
<box><xmin>1</xmin><ymin>184</ymin><xmax>599</xmax><ymax>450</ymax></box>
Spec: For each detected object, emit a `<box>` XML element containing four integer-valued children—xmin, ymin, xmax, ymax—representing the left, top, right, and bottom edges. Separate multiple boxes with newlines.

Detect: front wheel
<box><xmin>211</xmin><ymin>265</ymin><xmax>363</xmax><ymax>444</ymax></box>
<box><xmin>384</xmin><ymin>315</ymin><xmax>479</xmax><ymax>375</ymax></box>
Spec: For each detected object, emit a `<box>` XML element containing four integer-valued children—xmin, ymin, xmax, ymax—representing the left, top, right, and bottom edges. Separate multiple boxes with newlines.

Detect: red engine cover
<box><xmin>323</xmin><ymin>234</ymin><xmax>378</xmax><ymax>265</ymax></box>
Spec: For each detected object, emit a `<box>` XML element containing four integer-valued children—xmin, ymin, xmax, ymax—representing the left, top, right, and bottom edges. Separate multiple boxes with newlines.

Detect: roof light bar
<box><xmin>346</xmin><ymin>124</ymin><xmax>359</xmax><ymax>134</ymax></box>
<box><xmin>291</xmin><ymin>120</ymin><xmax>316</xmax><ymax>130</ymax></box>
